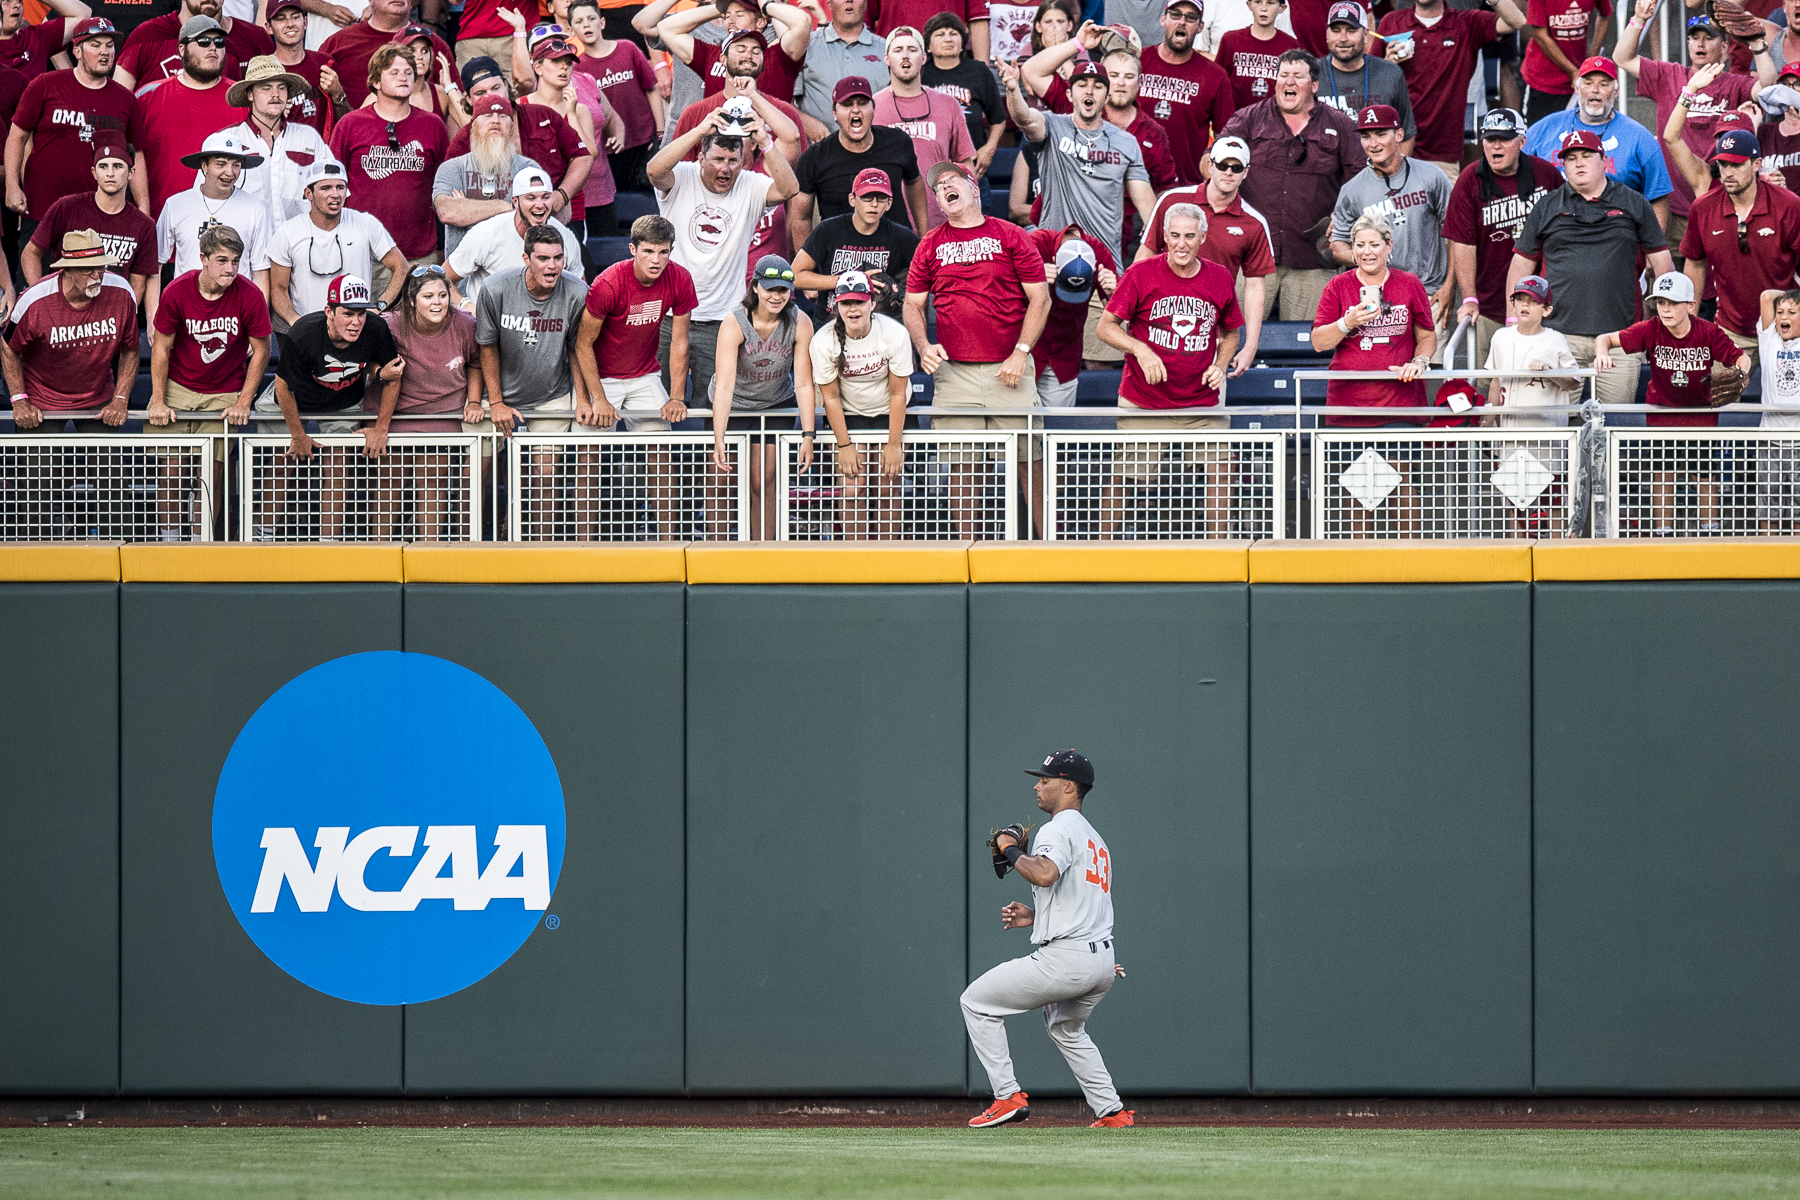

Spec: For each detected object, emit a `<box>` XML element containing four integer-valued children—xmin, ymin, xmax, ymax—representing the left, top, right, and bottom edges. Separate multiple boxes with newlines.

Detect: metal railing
<box><xmin>0</xmin><ymin>434</ymin><xmax>214</xmax><ymax>542</ymax></box>
<box><xmin>776</xmin><ymin>431</ymin><xmax>1015</xmax><ymax>541</ymax></box>
<box><xmin>507</xmin><ymin>431</ymin><xmax>746</xmax><ymax>542</ymax></box>
<box><xmin>1313</xmin><ymin>428</ymin><xmax>1580</xmax><ymax>539</ymax></box>
<box><xmin>1608</xmin><ymin>429</ymin><xmax>1800</xmax><ymax>538</ymax></box>
<box><xmin>1044</xmin><ymin>431</ymin><xmax>1285</xmax><ymax>541</ymax></box>
<box><xmin>242</xmin><ymin>433</ymin><xmax>483</xmax><ymax>543</ymax></box>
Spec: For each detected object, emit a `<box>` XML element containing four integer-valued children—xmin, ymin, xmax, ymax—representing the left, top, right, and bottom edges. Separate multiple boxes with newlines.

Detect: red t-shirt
<box><xmin>1678</xmin><ymin>183</ymin><xmax>1800</xmax><ymax>338</ymax></box>
<box><xmin>0</xmin><ymin>20</ymin><xmax>62</xmax><ymax>82</ymax></box>
<box><xmin>330</xmin><ymin>107</ymin><xmax>448</xmax><ymax>259</ymax></box>
<box><xmin>690</xmin><ymin>29</ymin><xmax>804</xmax><ymax>104</ymax></box>
<box><xmin>29</xmin><ymin>191</ymin><xmax>158</xmax><ymax>278</ymax></box>
<box><xmin>578</xmin><ymin>41</ymin><xmax>659</xmax><ymax>148</ymax></box>
<box><xmin>0</xmin><ymin>64</ymin><xmax>26</xmax><ymax>136</ymax></box>
<box><xmin>1616</xmin><ymin>314</ymin><xmax>1742</xmax><ymax>426</ymax></box>
<box><xmin>1521</xmin><ymin>0</ymin><xmax>1610</xmax><ymax>94</ymax></box>
<box><xmin>1441</xmin><ymin>154</ymin><xmax>1564</xmax><ymax>321</ymax></box>
<box><xmin>1214</xmin><ymin>27</ymin><xmax>1302</xmax><ymax>110</ymax></box>
<box><xmin>1376</xmin><ymin>7</ymin><xmax>1501</xmax><ymax>163</ymax></box>
<box><xmin>585</xmin><ymin>259</ymin><xmax>699</xmax><ymax>380</ymax></box>
<box><xmin>458</xmin><ymin>0</ymin><xmax>532</xmax><ymax>41</ymax></box>
<box><xmin>9</xmin><ymin>70</ymin><xmax>146</xmax><ymax>222</ymax></box>
<box><xmin>906</xmin><ymin>216</ymin><xmax>1045</xmax><ymax>363</ymax></box>
<box><xmin>1124</xmin><ymin>108</ymin><xmax>1179</xmax><ymax>194</ymax></box>
<box><xmin>321</xmin><ymin>18</ymin><xmax>453</xmax><ymax>109</ymax></box>
<box><xmin>117</xmin><ymin>12</ymin><xmax>271</xmax><ymax>85</ymax></box>
<box><xmin>8</xmin><ymin>273</ymin><xmax>137</xmax><ymax>410</ymax></box>
<box><xmin>1027</xmin><ymin>225</ymin><xmax>1116</xmax><ymax>384</ymax></box>
<box><xmin>136</xmin><ymin>76</ymin><xmax>241</xmax><ymax>218</ymax></box>
<box><xmin>447</xmin><ymin>98</ymin><xmax>587</xmax><ymax>216</ymax></box>
<box><xmin>1106</xmin><ymin>254</ymin><xmax>1244</xmax><ymax>409</ymax></box>
<box><xmin>1760</xmin><ymin>119</ymin><xmax>1800</xmax><ymax>194</ymax></box>
<box><xmin>1635</xmin><ymin>57</ymin><xmax>1754</xmax><ymax>220</ymax></box>
<box><xmin>282</xmin><ymin>49</ymin><xmax>336</xmax><ymax>139</ymax></box>
<box><xmin>1288</xmin><ymin>0</ymin><xmax>1332</xmax><ymax>55</ymax></box>
<box><xmin>1314</xmin><ymin>267</ymin><xmax>1434</xmax><ymax>424</ymax></box>
<box><xmin>1136</xmin><ymin>46</ymin><xmax>1234</xmax><ymax>187</ymax></box>
<box><xmin>153</xmin><ymin>270</ymin><xmax>273</xmax><ymax>394</ymax></box>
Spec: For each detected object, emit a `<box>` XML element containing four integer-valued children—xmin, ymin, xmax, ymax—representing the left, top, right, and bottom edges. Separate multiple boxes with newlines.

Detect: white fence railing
<box><xmin>776</xmin><ymin>431</ymin><xmax>1015</xmax><ymax>541</ymax></box>
<box><xmin>241</xmin><ymin>434</ymin><xmax>483</xmax><ymax>543</ymax></box>
<box><xmin>1045</xmin><ymin>431</ymin><xmax>1285</xmax><ymax>541</ymax></box>
<box><xmin>0</xmin><ymin>435</ymin><xmax>214</xmax><ymax>542</ymax></box>
<box><xmin>12</xmin><ymin>396</ymin><xmax>1800</xmax><ymax>543</ymax></box>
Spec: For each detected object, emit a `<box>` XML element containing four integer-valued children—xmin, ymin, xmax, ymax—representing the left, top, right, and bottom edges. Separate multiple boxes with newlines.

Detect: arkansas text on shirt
<box><xmin>1616</xmin><ymin>314</ymin><xmax>1742</xmax><ymax>427</ymax></box>
<box><xmin>11</xmin><ymin>70</ymin><xmax>146</xmax><ymax>221</ymax></box>
<box><xmin>1135</xmin><ymin>46</ymin><xmax>1233</xmax><ymax>187</ymax></box>
<box><xmin>1105</xmin><ymin>254</ymin><xmax>1243</xmax><ymax>409</ymax></box>
<box><xmin>1314</xmin><ymin>267</ymin><xmax>1433</xmax><ymax>423</ymax></box>
<box><xmin>1441</xmin><ymin>155</ymin><xmax>1564</xmax><ymax>320</ymax></box>
<box><xmin>905</xmin><ymin>216</ymin><xmax>1044</xmax><ymax>363</ymax></box>
<box><xmin>1213</xmin><ymin>26</ymin><xmax>1301</xmax><ymax>109</ymax></box>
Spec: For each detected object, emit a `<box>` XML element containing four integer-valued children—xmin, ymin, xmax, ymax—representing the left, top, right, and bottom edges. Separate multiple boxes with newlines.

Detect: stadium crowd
<box><xmin>0</xmin><ymin>0</ymin><xmax>1798</xmax><ymax>537</ymax></box>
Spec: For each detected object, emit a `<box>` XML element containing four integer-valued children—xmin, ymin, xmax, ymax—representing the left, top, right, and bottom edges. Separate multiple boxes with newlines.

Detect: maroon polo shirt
<box><xmin>1221</xmin><ymin>97</ymin><xmax>1366</xmax><ymax>269</ymax></box>
<box><xmin>1678</xmin><ymin>181</ymin><xmax>1800</xmax><ymax>338</ymax></box>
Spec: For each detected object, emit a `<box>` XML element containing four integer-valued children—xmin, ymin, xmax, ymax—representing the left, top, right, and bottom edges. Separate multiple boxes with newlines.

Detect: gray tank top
<box><xmin>708</xmin><ymin>308</ymin><xmax>797</xmax><ymax>411</ymax></box>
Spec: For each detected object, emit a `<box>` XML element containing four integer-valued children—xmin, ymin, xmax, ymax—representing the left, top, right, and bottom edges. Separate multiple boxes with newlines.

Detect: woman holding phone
<box><xmin>1310</xmin><ymin>212</ymin><xmax>1437</xmax><ymax>533</ymax></box>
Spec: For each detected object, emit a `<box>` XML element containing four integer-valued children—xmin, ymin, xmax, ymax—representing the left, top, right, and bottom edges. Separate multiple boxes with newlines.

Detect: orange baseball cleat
<box><xmin>968</xmin><ymin>1091</ymin><xmax>1031</xmax><ymax>1127</ymax></box>
<box><xmin>1089</xmin><ymin>1108</ymin><xmax>1135</xmax><ymax>1128</ymax></box>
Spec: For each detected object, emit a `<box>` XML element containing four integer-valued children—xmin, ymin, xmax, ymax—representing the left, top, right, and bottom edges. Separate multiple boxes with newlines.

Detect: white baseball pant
<box><xmin>959</xmin><ymin>939</ymin><xmax>1121</xmax><ymax>1117</ymax></box>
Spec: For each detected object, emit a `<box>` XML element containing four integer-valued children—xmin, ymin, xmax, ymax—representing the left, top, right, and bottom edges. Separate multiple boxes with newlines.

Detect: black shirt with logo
<box><xmin>1514</xmin><ymin>178</ymin><xmax>1667</xmax><ymax>338</ymax></box>
<box><xmin>800</xmin><ymin>213</ymin><xmax>919</xmax><ymax>314</ymax></box>
<box><xmin>793</xmin><ymin>128</ymin><xmax>923</xmax><ymax>228</ymax></box>
<box><xmin>278</xmin><ymin>309</ymin><xmax>398</xmax><ymax>413</ymax></box>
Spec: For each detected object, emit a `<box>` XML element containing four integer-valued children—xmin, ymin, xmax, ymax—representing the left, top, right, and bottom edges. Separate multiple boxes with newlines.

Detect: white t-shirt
<box><xmin>1759</xmin><ymin>316</ymin><xmax>1800</xmax><ymax>430</ymax></box>
<box><xmin>1199</xmin><ymin>0</ymin><xmax>1296</xmax><ymax>56</ymax></box>
<box><xmin>657</xmin><ymin>160</ymin><xmax>773</xmax><ymax>322</ymax></box>
<box><xmin>156</xmin><ymin>188</ymin><xmax>275</xmax><ymax>277</ymax></box>
<box><xmin>205</xmin><ymin>120</ymin><xmax>334</xmax><ymax>226</ymax></box>
<box><xmin>808</xmin><ymin>312</ymin><xmax>914</xmax><ymax>418</ymax></box>
<box><xmin>1485</xmin><ymin>325</ymin><xmax>1578</xmax><ymax>428</ymax></box>
<box><xmin>307</xmin><ymin>0</ymin><xmax>369</xmax><ymax>50</ymax></box>
<box><xmin>1027</xmin><ymin>807</ymin><xmax>1114</xmax><ymax>946</ymax></box>
<box><xmin>445</xmin><ymin>212</ymin><xmax>583</xmax><ymax>305</ymax></box>
<box><xmin>268</xmin><ymin>208</ymin><xmax>398</xmax><ymax>324</ymax></box>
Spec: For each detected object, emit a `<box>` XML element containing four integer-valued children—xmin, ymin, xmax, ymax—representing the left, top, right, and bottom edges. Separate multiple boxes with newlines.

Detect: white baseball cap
<box><xmin>1650</xmin><ymin>271</ymin><xmax>1696</xmax><ymax>304</ymax></box>
<box><xmin>300</xmin><ymin>158</ymin><xmax>350</xmax><ymax>197</ymax></box>
<box><xmin>1209</xmin><ymin>135</ymin><xmax>1250</xmax><ymax>166</ymax></box>
<box><xmin>510</xmin><ymin>165</ymin><xmax>555</xmax><ymax>199</ymax></box>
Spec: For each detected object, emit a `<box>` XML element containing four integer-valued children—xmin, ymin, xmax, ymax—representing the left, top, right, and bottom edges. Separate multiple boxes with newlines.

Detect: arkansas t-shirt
<box><xmin>9</xmin><ymin>70</ymin><xmax>146</xmax><ymax>221</ymax></box>
<box><xmin>1635</xmin><ymin>57</ymin><xmax>1754</xmax><ymax>219</ymax></box>
<box><xmin>1376</xmin><ymin>7</ymin><xmax>1501</xmax><ymax>163</ymax></box>
<box><xmin>28</xmin><ymin>192</ymin><xmax>158</xmax><ymax>278</ymax></box>
<box><xmin>1760</xmin><ymin>118</ymin><xmax>1800</xmax><ymax>194</ymax></box>
<box><xmin>8</xmin><ymin>272</ymin><xmax>138</xmax><ymax>409</ymax></box>
<box><xmin>1314</xmin><ymin>267</ymin><xmax>1434</xmax><ymax>425</ymax></box>
<box><xmin>329</xmin><ymin>107</ymin><xmax>448</xmax><ymax>259</ymax></box>
<box><xmin>1521</xmin><ymin>0</ymin><xmax>1610</xmax><ymax>95</ymax></box>
<box><xmin>153</xmin><ymin>270</ymin><xmax>272</xmax><ymax>394</ymax></box>
<box><xmin>905</xmin><ymin>216</ymin><xmax>1045</xmax><ymax>364</ymax></box>
<box><xmin>1213</xmin><ymin>27</ymin><xmax>1301</xmax><ymax>110</ymax></box>
<box><xmin>320</xmin><ymin>18</ymin><xmax>452</xmax><ymax>109</ymax></box>
<box><xmin>1441</xmin><ymin>154</ymin><xmax>1565</xmax><ymax>321</ymax></box>
<box><xmin>136</xmin><ymin>76</ymin><xmax>242</xmax><ymax>217</ymax></box>
<box><xmin>1106</xmin><ymin>254</ymin><xmax>1243</xmax><ymax>409</ymax></box>
<box><xmin>577</xmin><ymin>40</ymin><xmax>658</xmax><ymax>148</ymax></box>
<box><xmin>1136</xmin><ymin>47</ymin><xmax>1234</xmax><ymax>187</ymax></box>
<box><xmin>0</xmin><ymin>20</ymin><xmax>63</xmax><ymax>82</ymax></box>
<box><xmin>584</xmin><ymin>259</ymin><xmax>699</xmax><ymax>380</ymax></box>
<box><xmin>1616</xmin><ymin>315</ymin><xmax>1743</xmax><ymax>427</ymax></box>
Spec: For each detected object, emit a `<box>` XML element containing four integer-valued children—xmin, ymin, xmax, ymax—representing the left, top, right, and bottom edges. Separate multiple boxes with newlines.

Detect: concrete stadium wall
<box><xmin>3</xmin><ymin>541</ymin><xmax>1800</xmax><ymax>1099</ymax></box>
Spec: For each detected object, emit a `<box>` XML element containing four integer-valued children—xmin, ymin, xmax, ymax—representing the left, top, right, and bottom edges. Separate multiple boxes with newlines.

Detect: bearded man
<box><xmin>432</xmin><ymin>92</ymin><xmax>536</xmax><ymax>257</ymax></box>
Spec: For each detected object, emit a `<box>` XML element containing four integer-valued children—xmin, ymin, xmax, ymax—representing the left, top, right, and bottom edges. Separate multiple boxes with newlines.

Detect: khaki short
<box><xmin>1727</xmin><ymin>326</ymin><xmax>1758</xmax><ymax>375</ymax></box>
<box><xmin>154</xmin><ymin>381</ymin><xmax>240</xmax><ymax>460</ymax></box>
<box><xmin>253</xmin><ymin>383</ymin><xmax>363</xmax><ymax>434</ymax></box>
<box><xmin>1667</xmin><ymin>213</ymin><xmax>1688</xmax><ymax>268</ymax></box>
<box><xmin>1564</xmin><ymin>333</ymin><xmax>1642</xmax><ymax>409</ymax></box>
<box><xmin>456</xmin><ymin>36</ymin><xmax>518</xmax><ymax>86</ymax></box>
<box><xmin>1271</xmin><ymin>266</ymin><xmax>1336</xmax><ymax>322</ymax></box>
<box><xmin>1115</xmin><ymin>399</ymin><xmax>1231</xmax><ymax>481</ymax></box>
<box><xmin>1081</xmin><ymin>292</ymin><xmax>1121</xmax><ymax>366</ymax></box>
<box><xmin>930</xmin><ymin>357</ymin><xmax>1042</xmax><ymax>460</ymax></box>
<box><xmin>464</xmin><ymin>393</ymin><xmax>578</xmax><ymax>437</ymax></box>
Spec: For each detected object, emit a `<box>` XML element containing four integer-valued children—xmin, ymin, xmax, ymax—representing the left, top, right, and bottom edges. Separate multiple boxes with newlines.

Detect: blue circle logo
<box><xmin>212</xmin><ymin>652</ymin><xmax>566</xmax><ymax>1006</ymax></box>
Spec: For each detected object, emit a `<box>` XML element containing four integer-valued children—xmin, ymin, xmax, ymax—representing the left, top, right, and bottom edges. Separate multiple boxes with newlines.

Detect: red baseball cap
<box><xmin>325</xmin><ymin>274</ymin><xmax>377</xmax><ymax>310</ymax></box>
<box><xmin>1712</xmin><ymin>109</ymin><xmax>1755</xmax><ymax>136</ymax></box>
<box><xmin>390</xmin><ymin>21</ymin><xmax>433</xmax><ymax>44</ymax></box>
<box><xmin>92</xmin><ymin>136</ymin><xmax>130</xmax><ymax>165</ymax></box>
<box><xmin>269</xmin><ymin>0</ymin><xmax>305</xmax><ymax>14</ymax></box>
<box><xmin>471</xmin><ymin>92</ymin><xmax>512</xmax><ymax>118</ymax></box>
<box><xmin>851</xmin><ymin>167</ymin><xmax>891</xmax><ymax>196</ymax></box>
<box><xmin>1357</xmin><ymin>103</ymin><xmax>1401</xmax><ymax>131</ymax></box>
<box><xmin>70</xmin><ymin>15</ymin><xmax>120</xmax><ymax>43</ymax></box>
<box><xmin>833</xmin><ymin>75</ymin><xmax>874</xmax><ymax>105</ymax></box>
<box><xmin>1779</xmin><ymin>63</ymin><xmax>1800</xmax><ymax>83</ymax></box>
<box><xmin>721</xmin><ymin>26</ymin><xmax>766</xmax><ymax>51</ymax></box>
<box><xmin>1070</xmin><ymin>60</ymin><xmax>1105</xmax><ymax>81</ymax></box>
<box><xmin>1576</xmin><ymin>55</ymin><xmax>1618</xmax><ymax>79</ymax></box>
<box><xmin>531</xmin><ymin>35</ymin><xmax>578</xmax><ymax>60</ymax></box>
<box><xmin>1557</xmin><ymin>127</ymin><xmax>1604</xmax><ymax>157</ymax></box>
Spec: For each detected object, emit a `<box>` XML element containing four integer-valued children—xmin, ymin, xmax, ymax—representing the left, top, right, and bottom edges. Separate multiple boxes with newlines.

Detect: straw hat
<box><xmin>228</xmin><ymin>55</ymin><xmax>312</xmax><ymax>108</ymax></box>
<box><xmin>50</xmin><ymin>229</ymin><xmax>119</xmax><ymax>270</ymax></box>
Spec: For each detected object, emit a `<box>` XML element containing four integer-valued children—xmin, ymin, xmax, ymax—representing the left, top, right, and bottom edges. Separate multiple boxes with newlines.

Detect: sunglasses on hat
<box><xmin>757</xmin><ymin>265</ymin><xmax>794</xmax><ymax>281</ymax></box>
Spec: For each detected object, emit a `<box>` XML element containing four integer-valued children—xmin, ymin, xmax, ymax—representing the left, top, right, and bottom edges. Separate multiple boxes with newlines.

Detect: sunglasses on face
<box><xmin>1214</xmin><ymin>159</ymin><xmax>1246</xmax><ymax>173</ymax></box>
<box><xmin>189</xmin><ymin>35</ymin><xmax>226</xmax><ymax>47</ymax></box>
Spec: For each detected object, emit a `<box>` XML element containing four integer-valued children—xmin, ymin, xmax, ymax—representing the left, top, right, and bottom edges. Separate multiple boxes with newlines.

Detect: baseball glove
<box><xmin>986</xmin><ymin>823</ymin><xmax>1033</xmax><ymax>879</ymax></box>
<box><xmin>1710</xmin><ymin>0</ymin><xmax>1765</xmax><ymax>42</ymax></box>
<box><xmin>1709</xmin><ymin>361</ymin><xmax>1748</xmax><ymax>407</ymax></box>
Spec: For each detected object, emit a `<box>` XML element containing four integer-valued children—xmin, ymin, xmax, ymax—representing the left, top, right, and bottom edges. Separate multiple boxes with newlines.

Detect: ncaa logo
<box><xmin>212</xmin><ymin>652</ymin><xmax>566</xmax><ymax>1006</ymax></box>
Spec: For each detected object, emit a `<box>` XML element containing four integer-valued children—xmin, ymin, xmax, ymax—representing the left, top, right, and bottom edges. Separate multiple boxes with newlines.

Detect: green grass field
<box><xmin>5</xmin><ymin>1126</ymin><xmax>1800</xmax><ymax>1199</ymax></box>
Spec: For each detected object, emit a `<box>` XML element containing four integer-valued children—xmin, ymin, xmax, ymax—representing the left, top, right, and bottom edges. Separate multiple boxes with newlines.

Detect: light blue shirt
<box><xmin>1523</xmin><ymin>108</ymin><xmax>1674</xmax><ymax>203</ymax></box>
<box><xmin>794</xmin><ymin>25</ymin><xmax>890</xmax><ymax>132</ymax></box>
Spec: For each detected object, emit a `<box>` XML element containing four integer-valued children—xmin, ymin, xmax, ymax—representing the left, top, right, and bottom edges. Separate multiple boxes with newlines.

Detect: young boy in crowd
<box><xmin>1756</xmin><ymin>287</ymin><xmax>1800</xmax><ymax>530</ymax></box>
<box><xmin>1484</xmin><ymin>273</ymin><xmax>1579</xmax><ymax>427</ymax></box>
<box><xmin>1595</xmin><ymin>271</ymin><xmax>1750</xmax><ymax>534</ymax></box>
<box><xmin>1213</xmin><ymin>0</ymin><xmax>1300</xmax><ymax>109</ymax></box>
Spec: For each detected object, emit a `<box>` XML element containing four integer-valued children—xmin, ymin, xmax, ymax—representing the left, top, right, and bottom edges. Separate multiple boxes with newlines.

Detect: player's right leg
<box><xmin>960</xmin><ymin>950</ymin><xmax>1089</xmax><ymax>1128</ymax></box>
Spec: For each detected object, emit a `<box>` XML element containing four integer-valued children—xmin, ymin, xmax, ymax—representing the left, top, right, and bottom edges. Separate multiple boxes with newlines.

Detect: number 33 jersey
<box><xmin>1028</xmin><ymin>808</ymin><xmax>1114</xmax><ymax>945</ymax></box>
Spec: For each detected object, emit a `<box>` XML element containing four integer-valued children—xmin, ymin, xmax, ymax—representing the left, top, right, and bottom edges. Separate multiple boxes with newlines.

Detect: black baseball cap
<box><xmin>1025</xmin><ymin>749</ymin><xmax>1095</xmax><ymax>788</ymax></box>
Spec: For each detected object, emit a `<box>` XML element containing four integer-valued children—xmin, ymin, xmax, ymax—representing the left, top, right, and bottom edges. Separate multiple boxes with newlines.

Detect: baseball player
<box><xmin>962</xmin><ymin>749</ymin><xmax>1132</xmax><ymax>1129</ymax></box>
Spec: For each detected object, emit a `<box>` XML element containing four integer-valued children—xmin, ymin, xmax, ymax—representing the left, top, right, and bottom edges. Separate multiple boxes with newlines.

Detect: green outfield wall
<box><xmin>3</xmin><ymin>541</ymin><xmax>1799</xmax><ymax>1099</ymax></box>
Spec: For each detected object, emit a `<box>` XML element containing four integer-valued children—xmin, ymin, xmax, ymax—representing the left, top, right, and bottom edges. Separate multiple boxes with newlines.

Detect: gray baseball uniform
<box><xmin>960</xmin><ymin>806</ymin><xmax>1120</xmax><ymax>1117</ymax></box>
